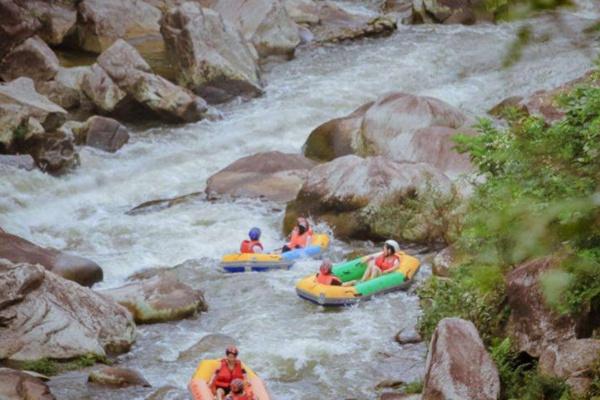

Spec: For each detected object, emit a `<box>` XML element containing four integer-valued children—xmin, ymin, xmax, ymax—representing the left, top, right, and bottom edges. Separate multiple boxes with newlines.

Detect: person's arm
<box><xmin>252</xmin><ymin>244</ymin><xmax>263</xmax><ymax>253</ymax></box>
<box><xmin>208</xmin><ymin>369</ymin><xmax>218</xmax><ymax>387</ymax></box>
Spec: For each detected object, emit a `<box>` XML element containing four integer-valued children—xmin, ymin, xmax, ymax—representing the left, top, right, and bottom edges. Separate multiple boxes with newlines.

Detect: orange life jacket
<box><xmin>213</xmin><ymin>359</ymin><xmax>245</xmax><ymax>390</ymax></box>
<box><xmin>240</xmin><ymin>240</ymin><xmax>263</xmax><ymax>253</ymax></box>
<box><xmin>375</xmin><ymin>253</ymin><xmax>401</xmax><ymax>272</ymax></box>
<box><xmin>316</xmin><ymin>272</ymin><xmax>341</xmax><ymax>286</ymax></box>
<box><xmin>287</xmin><ymin>228</ymin><xmax>313</xmax><ymax>249</ymax></box>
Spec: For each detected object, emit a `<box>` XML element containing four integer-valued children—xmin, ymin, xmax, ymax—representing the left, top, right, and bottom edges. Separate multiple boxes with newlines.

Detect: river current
<box><xmin>1</xmin><ymin>3</ymin><xmax>599</xmax><ymax>399</ymax></box>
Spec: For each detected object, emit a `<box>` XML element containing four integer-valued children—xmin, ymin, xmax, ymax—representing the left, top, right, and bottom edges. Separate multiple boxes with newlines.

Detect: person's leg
<box><xmin>216</xmin><ymin>388</ymin><xmax>225</xmax><ymax>400</ymax></box>
<box><xmin>281</xmin><ymin>245</ymin><xmax>291</xmax><ymax>253</ymax></box>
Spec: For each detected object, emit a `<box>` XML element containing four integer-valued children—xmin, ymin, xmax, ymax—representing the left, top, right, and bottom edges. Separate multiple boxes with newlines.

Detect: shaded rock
<box><xmin>0</xmin><ymin>229</ymin><xmax>103</xmax><ymax>287</ymax></box>
<box><xmin>101</xmin><ymin>274</ymin><xmax>207</xmax><ymax>324</ymax></box>
<box><xmin>0</xmin><ymin>260</ymin><xmax>135</xmax><ymax>362</ymax></box>
<box><xmin>76</xmin><ymin>116</ymin><xmax>129</xmax><ymax>152</ymax></box>
<box><xmin>81</xmin><ymin>64</ymin><xmax>127</xmax><ymax>113</ymax></box>
<box><xmin>145</xmin><ymin>385</ymin><xmax>188</xmax><ymax>400</ymax></box>
<box><xmin>0</xmin><ymin>154</ymin><xmax>36</xmax><ymax>170</ymax></box>
<box><xmin>161</xmin><ymin>3</ymin><xmax>262</xmax><ymax>104</ymax></box>
<box><xmin>177</xmin><ymin>334</ymin><xmax>236</xmax><ymax>362</ymax></box>
<box><xmin>410</xmin><ymin>0</ymin><xmax>492</xmax><ymax>25</ymax></box>
<box><xmin>0</xmin><ymin>36</ymin><xmax>60</xmax><ymax>82</ymax></box>
<box><xmin>506</xmin><ymin>257</ymin><xmax>585</xmax><ymax>358</ymax></box>
<box><xmin>488</xmin><ymin>95</ymin><xmax>525</xmax><ymax>118</ymax></box>
<box><xmin>287</xmin><ymin>155</ymin><xmax>457</xmax><ymax>242</ymax></box>
<box><xmin>19</xmin><ymin>1</ymin><xmax>77</xmax><ymax>45</ymax></box>
<box><xmin>311</xmin><ymin>3</ymin><xmax>397</xmax><ymax>43</ymax></box>
<box><xmin>27</xmin><ymin>129</ymin><xmax>79</xmax><ymax>175</ymax></box>
<box><xmin>431</xmin><ymin>244</ymin><xmax>457</xmax><ymax>277</ymax></box>
<box><xmin>0</xmin><ymin>0</ymin><xmax>41</xmax><ymax>59</ymax></box>
<box><xmin>0</xmin><ymin>367</ymin><xmax>55</xmax><ymax>400</ymax></box>
<box><xmin>37</xmin><ymin>66</ymin><xmax>94</xmax><ymax>112</ymax></box>
<box><xmin>422</xmin><ymin>318</ymin><xmax>499</xmax><ymax>400</ymax></box>
<box><xmin>0</xmin><ymin>78</ymin><xmax>67</xmax><ymax>149</ymax></box>
<box><xmin>206</xmin><ymin>151</ymin><xmax>316</xmax><ymax>202</ymax></box>
<box><xmin>88</xmin><ymin>367</ymin><xmax>150</xmax><ymax>387</ymax></box>
<box><xmin>97</xmin><ymin>40</ymin><xmax>208</xmax><ymax>122</ymax></box>
<box><xmin>395</xmin><ymin>326</ymin><xmax>422</xmax><ymax>344</ymax></box>
<box><xmin>539</xmin><ymin>339</ymin><xmax>600</xmax><ymax>395</ymax></box>
<box><xmin>210</xmin><ymin>0</ymin><xmax>301</xmax><ymax>60</ymax></box>
<box><xmin>126</xmin><ymin>191</ymin><xmax>204</xmax><ymax>215</ymax></box>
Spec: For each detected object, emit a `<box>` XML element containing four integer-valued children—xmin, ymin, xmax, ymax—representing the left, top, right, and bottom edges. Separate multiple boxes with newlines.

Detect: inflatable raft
<box><xmin>188</xmin><ymin>359</ymin><xmax>270</xmax><ymax>400</ymax></box>
<box><xmin>295</xmin><ymin>251</ymin><xmax>420</xmax><ymax>306</ymax></box>
<box><xmin>220</xmin><ymin>234</ymin><xmax>329</xmax><ymax>273</ymax></box>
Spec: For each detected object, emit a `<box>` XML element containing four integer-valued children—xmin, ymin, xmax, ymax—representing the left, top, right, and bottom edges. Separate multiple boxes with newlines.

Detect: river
<box><xmin>1</xmin><ymin>2</ymin><xmax>598</xmax><ymax>399</ymax></box>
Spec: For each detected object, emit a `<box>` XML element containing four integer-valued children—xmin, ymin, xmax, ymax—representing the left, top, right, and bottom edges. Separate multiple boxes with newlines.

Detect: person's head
<box><xmin>297</xmin><ymin>217</ymin><xmax>309</xmax><ymax>234</ymax></box>
<box><xmin>230</xmin><ymin>378</ymin><xmax>244</xmax><ymax>394</ymax></box>
<box><xmin>249</xmin><ymin>227</ymin><xmax>261</xmax><ymax>241</ymax></box>
<box><xmin>319</xmin><ymin>259</ymin><xmax>333</xmax><ymax>275</ymax></box>
<box><xmin>384</xmin><ymin>239</ymin><xmax>400</xmax><ymax>255</ymax></box>
<box><xmin>225</xmin><ymin>345</ymin><xmax>239</xmax><ymax>360</ymax></box>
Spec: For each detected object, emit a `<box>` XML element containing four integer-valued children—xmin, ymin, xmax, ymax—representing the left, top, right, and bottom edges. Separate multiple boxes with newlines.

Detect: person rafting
<box><xmin>240</xmin><ymin>227</ymin><xmax>263</xmax><ymax>254</ymax></box>
<box><xmin>343</xmin><ymin>240</ymin><xmax>401</xmax><ymax>286</ymax></box>
<box><xmin>209</xmin><ymin>346</ymin><xmax>248</xmax><ymax>400</ymax></box>
<box><xmin>224</xmin><ymin>379</ymin><xmax>254</xmax><ymax>400</ymax></box>
<box><xmin>316</xmin><ymin>259</ymin><xmax>341</xmax><ymax>286</ymax></box>
<box><xmin>281</xmin><ymin>217</ymin><xmax>312</xmax><ymax>253</ymax></box>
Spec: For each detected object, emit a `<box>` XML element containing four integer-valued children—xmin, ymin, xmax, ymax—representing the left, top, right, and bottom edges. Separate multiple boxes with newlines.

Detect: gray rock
<box><xmin>77</xmin><ymin>115</ymin><xmax>129</xmax><ymax>152</ymax></box>
<box><xmin>0</xmin><ymin>36</ymin><xmax>60</xmax><ymax>82</ymax></box>
<box><xmin>0</xmin><ymin>368</ymin><xmax>55</xmax><ymax>400</ymax></box>
<box><xmin>88</xmin><ymin>367</ymin><xmax>150</xmax><ymax>387</ymax></box>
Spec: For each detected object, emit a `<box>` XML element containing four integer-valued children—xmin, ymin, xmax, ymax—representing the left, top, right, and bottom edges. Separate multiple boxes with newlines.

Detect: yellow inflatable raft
<box><xmin>296</xmin><ymin>251</ymin><xmax>420</xmax><ymax>306</ymax></box>
<box><xmin>188</xmin><ymin>359</ymin><xmax>270</xmax><ymax>400</ymax></box>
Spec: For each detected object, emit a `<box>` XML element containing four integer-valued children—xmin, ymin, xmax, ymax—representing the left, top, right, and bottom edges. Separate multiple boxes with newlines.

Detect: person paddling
<box><xmin>224</xmin><ymin>378</ymin><xmax>254</xmax><ymax>400</ymax></box>
<box><xmin>316</xmin><ymin>259</ymin><xmax>341</xmax><ymax>286</ymax></box>
<box><xmin>282</xmin><ymin>217</ymin><xmax>312</xmax><ymax>253</ymax></box>
<box><xmin>240</xmin><ymin>227</ymin><xmax>263</xmax><ymax>254</ymax></box>
<box><xmin>209</xmin><ymin>346</ymin><xmax>248</xmax><ymax>400</ymax></box>
<box><xmin>343</xmin><ymin>240</ymin><xmax>402</xmax><ymax>286</ymax></box>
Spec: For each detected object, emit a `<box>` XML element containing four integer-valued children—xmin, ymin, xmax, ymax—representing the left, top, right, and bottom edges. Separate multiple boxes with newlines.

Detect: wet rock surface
<box><xmin>88</xmin><ymin>366</ymin><xmax>151</xmax><ymax>387</ymax></box>
<box><xmin>76</xmin><ymin>115</ymin><xmax>130</xmax><ymax>152</ymax></box>
<box><xmin>0</xmin><ymin>367</ymin><xmax>55</xmax><ymax>400</ymax></box>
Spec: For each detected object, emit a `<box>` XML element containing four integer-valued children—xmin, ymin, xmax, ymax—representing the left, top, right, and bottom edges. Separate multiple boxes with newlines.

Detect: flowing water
<box><xmin>1</xmin><ymin>3</ymin><xmax>599</xmax><ymax>399</ymax></box>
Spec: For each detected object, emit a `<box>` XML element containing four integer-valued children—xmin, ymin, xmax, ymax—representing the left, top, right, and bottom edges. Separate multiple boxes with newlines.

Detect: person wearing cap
<box><xmin>316</xmin><ymin>259</ymin><xmax>342</xmax><ymax>286</ymax></box>
<box><xmin>281</xmin><ymin>217</ymin><xmax>313</xmax><ymax>253</ymax></box>
<box><xmin>343</xmin><ymin>240</ymin><xmax>402</xmax><ymax>285</ymax></box>
<box><xmin>240</xmin><ymin>227</ymin><xmax>263</xmax><ymax>254</ymax></box>
<box><xmin>209</xmin><ymin>346</ymin><xmax>248</xmax><ymax>400</ymax></box>
<box><xmin>224</xmin><ymin>378</ymin><xmax>253</xmax><ymax>400</ymax></box>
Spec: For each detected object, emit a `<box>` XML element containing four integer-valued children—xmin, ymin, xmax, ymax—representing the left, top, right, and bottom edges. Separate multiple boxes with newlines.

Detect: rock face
<box><xmin>81</xmin><ymin>63</ymin><xmax>127</xmax><ymax>114</ymax></box>
<box><xmin>210</xmin><ymin>0</ymin><xmax>301</xmax><ymax>60</ymax></box>
<box><xmin>539</xmin><ymin>339</ymin><xmax>600</xmax><ymax>395</ymax></box>
<box><xmin>422</xmin><ymin>318</ymin><xmax>500</xmax><ymax>400</ymax></box>
<box><xmin>0</xmin><ymin>229</ymin><xmax>103</xmax><ymax>287</ymax></box>
<box><xmin>0</xmin><ymin>368</ymin><xmax>55</xmax><ymax>400</ymax></box>
<box><xmin>303</xmin><ymin>93</ymin><xmax>470</xmax><ymax>177</ymax></box>
<box><xmin>0</xmin><ymin>36</ymin><xmax>60</xmax><ymax>82</ymax></box>
<box><xmin>88</xmin><ymin>367</ymin><xmax>150</xmax><ymax>387</ymax></box>
<box><xmin>27</xmin><ymin>130</ymin><xmax>79</xmax><ymax>174</ymax></box>
<box><xmin>19</xmin><ymin>0</ymin><xmax>78</xmax><ymax>46</ymax></box>
<box><xmin>0</xmin><ymin>0</ymin><xmax>41</xmax><ymax>59</ymax></box>
<box><xmin>76</xmin><ymin>116</ymin><xmax>129</xmax><ymax>152</ymax></box>
<box><xmin>101</xmin><ymin>274</ymin><xmax>207</xmax><ymax>324</ymax></box>
<box><xmin>432</xmin><ymin>245</ymin><xmax>457</xmax><ymax>277</ymax></box>
<box><xmin>505</xmin><ymin>257</ymin><xmax>582</xmax><ymax>358</ymax></box>
<box><xmin>206</xmin><ymin>151</ymin><xmax>316</xmax><ymax>202</ymax></box>
<box><xmin>410</xmin><ymin>0</ymin><xmax>492</xmax><ymax>25</ymax></box>
<box><xmin>161</xmin><ymin>3</ymin><xmax>263</xmax><ymax>104</ymax></box>
<box><xmin>37</xmin><ymin>66</ymin><xmax>94</xmax><ymax>112</ymax></box>
<box><xmin>0</xmin><ymin>260</ymin><xmax>135</xmax><ymax>362</ymax></box>
<box><xmin>287</xmin><ymin>155</ymin><xmax>456</xmax><ymax>242</ymax></box>
<box><xmin>97</xmin><ymin>39</ymin><xmax>208</xmax><ymax>122</ymax></box>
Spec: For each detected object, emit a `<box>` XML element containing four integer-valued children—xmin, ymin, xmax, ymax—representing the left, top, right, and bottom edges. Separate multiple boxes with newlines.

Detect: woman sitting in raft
<box><xmin>281</xmin><ymin>217</ymin><xmax>312</xmax><ymax>253</ymax></box>
<box><xmin>225</xmin><ymin>379</ymin><xmax>254</xmax><ymax>400</ymax></box>
<box><xmin>209</xmin><ymin>346</ymin><xmax>249</xmax><ymax>400</ymax></box>
<box><xmin>240</xmin><ymin>227</ymin><xmax>263</xmax><ymax>254</ymax></box>
<box><xmin>316</xmin><ymin>259</ymin><xmax>341</xmax><ymax>286</ymax></box>
<box><xmin>343</xmin><ymin>240</ymin><xmax>402</xmax><ymax>286</ymax></box>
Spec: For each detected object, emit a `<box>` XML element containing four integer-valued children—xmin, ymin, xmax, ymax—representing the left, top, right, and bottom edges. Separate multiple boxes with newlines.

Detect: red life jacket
<box><xmin>240</xmin><ymin>240</ymin><xmax>263</xmax><ymax>253</ymax></box>
<box><xmin>287</xmin><ymin>228</ymin><xmax>313</xmax><ymax>249</ymax></box>
<box><xmin>214</xmin><ymin>359</ymin><xmax>245</xmax><ymax>390</ymax></box>
<box><xmin>375</xmin><ymin>253</ymin><xmax>401</xmax><ymax>272</ymax></box>
<box><xmin>316</xmin><ymin>272</ymin><xmax>341</xmax><ymax>286</ymax></box>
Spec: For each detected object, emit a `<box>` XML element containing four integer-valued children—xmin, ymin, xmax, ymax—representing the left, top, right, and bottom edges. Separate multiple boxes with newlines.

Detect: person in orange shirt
<box><xmin>343</xmin><ymin>240</ymin><xmax>401</xmax><ymax>286</ymax></box>
<box><xmin>316</xmin><ymin>259</ymin><xmax>341</xmax><ymax>286</ymax></box>
<box><xmin>224</xmin><ymin>379</ymin><xmax>253</xmax><ymax>400</ymax></box>
<box><xmin>240</xmin><ymin>227</ymin><xmax>263</xmax><ymax>254</ymax></box>
<box><xmin>282</xmin><ymin>217</ymin><xmax>312</xmax><ymax>253</ymax></box>
<box><xmin>209</xmin><ymin>346</ymin><xmax>248</xmax><ymax>400</ymax></box>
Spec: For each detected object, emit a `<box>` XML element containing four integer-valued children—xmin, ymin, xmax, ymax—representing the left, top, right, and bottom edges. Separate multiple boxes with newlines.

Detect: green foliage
<box><xmin>18</xmin><ymin>354</ymin><xmax>108</xmax><ymax>376</ymax></box>
<box><xmin>12</xmin><ymin>124</ymin><xmax>28</xmax><ymax>141</ymax></box>
<box><xmin>402</xmin><ymin>380</ymin><xmax>423</xmax><ymax>394</ymax></box>
<box><xmin>21</xmin><ymin>358</ymin><xmax>58</xmax><ymax>375</ymax></box>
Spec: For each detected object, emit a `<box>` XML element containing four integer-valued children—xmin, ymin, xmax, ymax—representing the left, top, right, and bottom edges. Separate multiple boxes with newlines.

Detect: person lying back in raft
<box><xmin>240</xmin><ymin>227</ymin><xmax>263</xmax><ymax>254</ymax></box>
<box><xmin>343</xmin><ymin>240</ymin><xmax>402</xmax><ymax>286</ymax></box>
<box><xmin>281</xmin><ymin>217</ymin><xmax>312</xmax><ymax>253</ymax></box>
<box><xmin>316</xmin><ymin>259</ymin><xmax>342</xmax><ymax>286</ymax></box>
<box><xmin>225</xmin><ymin>379</ymin><xmax>254</xmax><ymax>400</ymax></box>
<box><xmin>209</xmin><ymin>346</ymin><xmax>251</xmax><ymax>400</ymax></box>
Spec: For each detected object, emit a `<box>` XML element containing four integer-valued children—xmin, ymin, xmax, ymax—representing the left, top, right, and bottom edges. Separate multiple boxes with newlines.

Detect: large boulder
<box><xmin>97</xmin><ymin>39</ymin><xmax>208</xmax><ymax>122</ymax></box>
<box><xmin>206</xmin><ymin>151</ymin><xmax>316</xmax><ymax>202</ymax></box>
<box><xmin>36</xmin><ymin>66</ymin><xmax>95</xmax><ymax>112</ymax></box>
<box><xmin>506</xmin><ymin>257</ymin><xmax>584</xmax><ymax>358</ymax></box>
<box><xmin>177</xmin><ymin>334</ymin><xmax>236</xmax><ymax>362</ymax></box>
<box><xmin>303</xmin><ymin>93</ymin><xmax>471</xmax><ymax>177</ymax></box>
<box><xmin>88</xmin><ymin>367</ymin><xmax>150</xmax><ymax>387</ymax></box>
<box><xmin>210</xmin><ymin>0</ymin><xmax>301</xmax><ymax>60</ymax></box>
<box><xmin>101</xmin><ymin>274</ymin><xmax>207</xmax><ymax>324</ymax></box>
<box><xmin>18</xmin><ymin>0</ymin><xmax>77</xmax><ymax>45</ymax></box>
<box><xmin>0</xmin><ymin>0</ymin><xmax>41</xmax><ymax>59</ymax></box>
<box><xmin>539</xmin><ymin>339</ymin><xmax>600</xmax><ymax>395</ymax></box>
<box><xmin>80</xmin><ymin>63</ymin><xmax>127</xmax><ymax>114</ymax></box>
<box><xmin>286</xmin><ymin>155</ymin><xmax>459</xmax><ymax>243</ymax></box>
<box><xmin>431</xmin><ymin>244</ymin><xmax>458</xmax><ymax>277</ymax></box>
<box><xmin>161</xmin><ymin>3</ymin><xmax>263</xmax><ymax>104</ymax></box>
<box><xmin>0</xmin><ymin>36</ymin><xmax>60</xmax><ymax>82</ymax></box>
<box><xmin>0</xmin><ymin>230</ymin><xmax>103</xmax><ymax>287</ymax></box>
<box><xmin>26</xmin><ymin>129</ymin><xmax>79</xmax><ymax>174</ymax></box>
<box><xmin>0</xmin><ymin>260</ymin><xmax>135</xmax><ymax>362</ymax></box>
<box><xmin>422</xmin><ymin>318</ymin><xmax>500</xmax><ymax>400</ymax></box>
<box><xmin>410</xmin><ymin>0</ymin><xmax>492</xmax><ymax>25</ymax></box>
<box><xmin>0</xmin><ymin>368</ymin><xmax>55</xmax><ymax>400</ymax></box>
<box><xmin>76</xmin><ymin>115</ymin><xmax>129</xmax><ymax>153</ymax></box>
